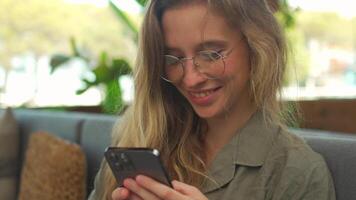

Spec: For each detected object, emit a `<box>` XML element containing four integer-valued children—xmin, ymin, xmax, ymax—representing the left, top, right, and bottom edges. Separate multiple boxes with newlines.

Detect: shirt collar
<box><xmin>202</xmin><ymin>110</ymin><xmax>279</xmax><ymax>193</ymax></box>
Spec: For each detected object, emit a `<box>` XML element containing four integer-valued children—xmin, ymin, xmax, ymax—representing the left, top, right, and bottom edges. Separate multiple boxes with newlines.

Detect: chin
<box><xmin>189</xmin><ymin>97</ymin><xmax>228</xmax><ymax>119</ymax></box>
<box><xmin>192</xmin><ymin>106</ymin><xmax>223</xmax><ymax>119</ymax></box>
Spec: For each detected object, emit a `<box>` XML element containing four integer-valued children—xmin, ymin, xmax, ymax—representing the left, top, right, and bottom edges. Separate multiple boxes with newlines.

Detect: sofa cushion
<box><xmin>18</xmin><ymin>132</ymin><xmax>87</xmax><ymax>200</ymax></box>
<box><xmin>12</xmin><ymin>109</ymin><xmax>85</xmax><ymax>168</ymax></box>
<box><xmin>0</xmin><ymin>108</ymin><xmax>20</xmax><ymax>200</ymax></box>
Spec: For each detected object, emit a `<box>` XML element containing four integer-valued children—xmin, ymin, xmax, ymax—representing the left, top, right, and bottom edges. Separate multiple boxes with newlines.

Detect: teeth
<box><xmin>191</xmin><ymin>90</ymin><xmax>214</xmax><ymax>98</ymax></box>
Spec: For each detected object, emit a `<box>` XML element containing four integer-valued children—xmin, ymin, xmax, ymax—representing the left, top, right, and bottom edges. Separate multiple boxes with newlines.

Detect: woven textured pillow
<box><xmin>18</xmin><ymin>132</ymin><xmax>87</xmax><ymax>200</ymax></box>
<box><xmin>0</xmin><ymin>107</ymin><xmax>19</xmax><ymax>200</ymax></box>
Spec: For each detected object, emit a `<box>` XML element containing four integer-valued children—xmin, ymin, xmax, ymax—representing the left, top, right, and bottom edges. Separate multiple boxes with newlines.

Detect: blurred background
<box><xmin>0</xmin><ymin>0</ymin><xmax>356</xmax><ymax>133</ymax></box>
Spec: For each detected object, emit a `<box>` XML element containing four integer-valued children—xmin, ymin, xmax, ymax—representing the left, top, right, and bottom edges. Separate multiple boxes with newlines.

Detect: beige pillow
<box><xmin>18</xmin><ymin>132</ymin><xmax>87</xmax><ymax>200</ymax></box>
<box><xmin>0</xmin><ymin>107</ymin><xmax>19</xmax><ymax>200</ymax></box>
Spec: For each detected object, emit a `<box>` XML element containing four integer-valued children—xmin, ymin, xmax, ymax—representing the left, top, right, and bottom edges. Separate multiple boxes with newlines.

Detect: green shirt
<box><xmin>202</xmin><ymin>111</ymin><xmax>336</xmax><ymax>200</ymax></box>
<box><xmin>89</xmin><ymin>111</ymin><xmax>336</xmax><ymax>200</ymax></box>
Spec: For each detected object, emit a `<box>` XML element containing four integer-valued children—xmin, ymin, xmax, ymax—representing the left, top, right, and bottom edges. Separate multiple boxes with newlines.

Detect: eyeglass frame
<box><xmin>160</xmin><ymin>46</ymin><xmax>236</xmax><ymax>83</ymax></box>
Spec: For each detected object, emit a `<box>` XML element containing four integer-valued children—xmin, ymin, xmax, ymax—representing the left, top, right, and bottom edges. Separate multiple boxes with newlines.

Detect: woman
<box><xmin>89</xmin><ymin>0</ymin><xmax>336</xmax><ymax>199</ymax></box>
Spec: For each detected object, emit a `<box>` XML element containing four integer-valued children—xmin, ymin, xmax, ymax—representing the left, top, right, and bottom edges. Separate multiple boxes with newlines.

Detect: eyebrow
<box><xmin>165</xmin><ymin>40</ymin><xmax>228</xmax><ymax>53</ymax></box>
<box><xmin>197</xmin><ymin>40</ymin><xmax>228</xmax><ymax>50</ymax></box>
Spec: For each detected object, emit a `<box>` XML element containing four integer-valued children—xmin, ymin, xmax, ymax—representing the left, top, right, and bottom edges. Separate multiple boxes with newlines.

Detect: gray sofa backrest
<box><xmin>2</xmin><ymin>109</ymin><xmax>356</xmax><ymax>200</ymax></box>
<box><xmin>291</xmin><ymin>128</ymin><xmax>356</xmax><ymax>199</ymax></box>
<box><xmin>80</xmin><ymin>115</ymin><xmax>117</xmax><ymax>192</ymax></box>
<box><xmin>299</xmin><ymin>134</ymin><xmax>356</xmax><ymax>200</ymax></box>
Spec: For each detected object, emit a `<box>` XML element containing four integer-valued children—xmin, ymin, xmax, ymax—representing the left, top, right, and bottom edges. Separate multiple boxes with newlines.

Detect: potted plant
<box><xmin>50</xmin><ymin>38</ymin><xmax>131</xmax><ymax>114</ymax></box>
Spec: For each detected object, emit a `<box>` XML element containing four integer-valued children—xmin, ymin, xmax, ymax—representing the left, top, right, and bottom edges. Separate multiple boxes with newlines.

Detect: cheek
<box><xmin>222</xmin><ymin>54</ymin><xmax>252</xmax><ymax>102</ymax></box>
<box><xmin>223</xmin><ymin>55</ymin><xmax>251</xmax><ymax>80</ymax></box>
<box><xmin>225</xmin><ymin>42</ymin><xmax>252</xmax><ymax>77</ymax></box>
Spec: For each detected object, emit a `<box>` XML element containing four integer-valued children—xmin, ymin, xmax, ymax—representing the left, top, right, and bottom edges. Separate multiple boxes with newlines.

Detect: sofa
<box><xmin>1</xmin><ymin>108</ymin><xmax>356</xmax><ymax>200</ymax></box>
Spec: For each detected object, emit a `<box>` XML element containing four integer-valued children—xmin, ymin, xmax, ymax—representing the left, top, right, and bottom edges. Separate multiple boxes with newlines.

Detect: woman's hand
<box><xmin>111</xmin><ymin>175</ymin><xmax>208</xmax><ymax>200</ymax></box>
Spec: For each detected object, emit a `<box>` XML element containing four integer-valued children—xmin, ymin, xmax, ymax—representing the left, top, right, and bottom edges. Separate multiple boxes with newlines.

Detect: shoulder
<box><xmin>261</xmin><ymin>128</ymin><xmax>335</xmax><ymax>199</ymax></box>
<box><xmin>260</xmin><ymin>127</ymin><xmax>332</xmax><ymax>185</ymax></box>
<box><xmin>276</xmin><ymin>128</ymin><xmax>325</xmax><ymax>167</ymax></box>
<box><xmin>265</xmin><ymin>128</ymin><xmax>327</xmax><ymax>173</ymax></box>
<box><xmin>263</xmin><ymin>129</ymin><xmax>330</xmax><ymax>188</ymax></box>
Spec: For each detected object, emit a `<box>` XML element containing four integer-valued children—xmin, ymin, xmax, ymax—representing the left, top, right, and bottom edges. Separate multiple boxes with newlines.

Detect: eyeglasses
<box><xmin>161</xmin><ymin>48</ymin><xmax>234</xmax><ymax>83</ymax></box>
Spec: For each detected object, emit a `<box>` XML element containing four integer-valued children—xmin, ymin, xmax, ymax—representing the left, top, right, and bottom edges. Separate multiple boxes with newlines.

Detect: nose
<box><xmin>181</xmin><ymin>58</ymin><xmax>206</xmax><ymax>87</ymax></box>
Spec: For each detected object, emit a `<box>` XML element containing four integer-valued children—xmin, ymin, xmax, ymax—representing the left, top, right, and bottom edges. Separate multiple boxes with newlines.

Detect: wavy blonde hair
<box><xmin>97</xmin><ymin>0</ymin><xmax>287</xmax><ymax>199</ymax></box>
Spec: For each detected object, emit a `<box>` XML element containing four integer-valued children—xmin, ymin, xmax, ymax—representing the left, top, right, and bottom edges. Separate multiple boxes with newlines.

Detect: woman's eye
<box><xmin>216</xmin><ymin>49</ymin><xmax>225</xmax><ymax>54</ymax></box>
<box><xmin>169</xmin><ymin>55</ymin><xmax>183</xmax><ymax>59</ymax></box>
<box><xmin>198</xmin><ymin>51</ymin><xmax>221</xmax><ymax>61</ymax></box>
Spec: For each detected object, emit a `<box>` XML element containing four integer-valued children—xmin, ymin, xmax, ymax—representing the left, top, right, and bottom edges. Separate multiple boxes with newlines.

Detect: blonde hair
<box><xmin>211</xmin><ymin>0</ymin><xmax>288</xmax><ymax>125</ymax></box>
<box><xmin>98</xmin><ymin>0</ymin><xmax>288</xmax><ymax>199</ymax></box>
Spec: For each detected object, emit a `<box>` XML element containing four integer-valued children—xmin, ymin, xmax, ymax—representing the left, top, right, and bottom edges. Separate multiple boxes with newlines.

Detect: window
<box><xmin>0</xmin><ymin>0</ymin><xmax>139</xmax><ymax>108</ymax></box>
<box><xmin>283</xmin><ymin>0</ymin><xmax>356</xmax><ymax>100</ymax></box>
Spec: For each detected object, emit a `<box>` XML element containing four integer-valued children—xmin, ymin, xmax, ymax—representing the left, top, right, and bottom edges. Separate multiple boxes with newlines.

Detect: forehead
<box><xmin>161</xmin><ymin>3</ymin><xmax>238</xmax><ymax>50</ymax></box>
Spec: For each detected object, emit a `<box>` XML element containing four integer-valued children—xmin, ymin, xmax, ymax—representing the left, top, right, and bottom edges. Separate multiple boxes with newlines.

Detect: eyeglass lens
<box><xmin>162</xmin><ymin>50</ymin><xmax>225</xmax><ymax>82</ymax></box>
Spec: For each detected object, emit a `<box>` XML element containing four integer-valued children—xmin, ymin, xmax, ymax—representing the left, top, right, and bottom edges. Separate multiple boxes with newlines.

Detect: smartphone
<box><xmin>104</xmin><ymin>147</ymin><xmax>172</xmax><ymax>187</ymax></box>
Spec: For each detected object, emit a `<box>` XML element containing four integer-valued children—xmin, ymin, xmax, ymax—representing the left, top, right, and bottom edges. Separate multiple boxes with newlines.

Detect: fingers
<box><xmin>112</xmin><ymin>187</ymin><xmax>130</xmax><ymax>200</ymax></box>
<box><xmin>111</xmin><ymin>187</ymin><xmax>143</xmax><ymax>200</ymax></box>
<box><xmin>123</xmin><ymin>178</ymin><xmax>161</xmax><ymax>200</ymax></box>
<box><xmin>117</xmin><ymin>176</ymin><xmax>207</xmax><ymax>200</ymax></box>
<box><xmin>128</xmin><ymin>194</ymin><xmax>144</xmax><ymax>200</ymax></box>
<box><xmin>135</xmin><ymin>175</ymin><xmax>188</xmax><ymax>200</ymax></box>
<box><xmin>172</xmin><ymin>180</ymin><xmax>193</xmax><ymax>195</ymax></box>
<box><xmin>172</xmin><ymin>180</ymin><xmax>198</xmax><ymax>195</ymax></box>
<box><xmin>172</xmin><ymin>180</ymin><xmax>208</xmax><ymax>200</ymax></box>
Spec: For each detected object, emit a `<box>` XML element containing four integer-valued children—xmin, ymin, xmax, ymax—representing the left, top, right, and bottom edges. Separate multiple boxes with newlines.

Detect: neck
<box><xmin>204</xmin><ymin>99</ymin><xmax>257</xmax><ymax>166</ymax></box>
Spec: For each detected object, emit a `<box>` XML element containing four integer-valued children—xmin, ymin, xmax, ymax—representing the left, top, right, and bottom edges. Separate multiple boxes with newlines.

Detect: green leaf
<box><xmin>108</xmin><ymin>0</ymin><xmax>138</xmax><ymax>41</ymax></box>
<box><xmin>92</xmin><ymin>52</ymin><xmax>111</xmax><ymax>83</ymax></box>
<box><xmin>103</xmin><ymin>80</ymin><xmax>123</xmax><ymax>114</ymax></box>
<box><xmin>93</xmin><ymin>65</ymin><xmax>111</xmax><ymax>83</ymax></box>
<box><xmin>135</xmin><ymin>0</ymin><xmax>148</xmax><ymax>7</ymax></box>
<box><xmin>112</xmin><ymin>58</ymin><xmax>132</xmax><ymax>76</ymax></box>
<box><xmin>76</xmin><ymin>87</ymin><xmax>89</xmax><ymax>95</ymax></box>
<box><xmin>70</xmin><ymin>37</ymin><xmax>81</xmax><ymax>57</ymax></box>
<box><xmin>274</xmin><ymin>0</ymin><xmax>297</xmax><ymax>29</ymax></box>
<box><xmin>82</xmin><ymin>78</ymin><xmax>95</xmax><ymax>85</ymax></box>
<box><xmin>76</xmin><ymin>78</ymin><xmax>96</xmax><ymax>95</ymax></box>
<box><xmin>49</xmin><ymin>54</ymin><xmax>72</xmax><ymax>73</ymax></box>
<box><xmin>99</xmin><ymin>51</ymin><xmax>108</xmax><ymax>66</ymax></box>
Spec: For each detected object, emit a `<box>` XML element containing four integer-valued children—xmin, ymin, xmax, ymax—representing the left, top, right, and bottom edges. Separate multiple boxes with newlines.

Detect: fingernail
<box><xmin>124</xmin><ymin>178</ymin><xmax>134</xmax><ymax>186</ymax></box>
<box><xmin>136</xmin><ymin>175</ymin><xmax>142</xmax><ymax>181</ymax></box>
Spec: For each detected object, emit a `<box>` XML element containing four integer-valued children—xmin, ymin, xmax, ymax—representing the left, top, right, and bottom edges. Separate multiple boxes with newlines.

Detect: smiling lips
<box><xmin>188</xmin><ymin>87</ymin><xmax>222</xmax><ymax>106</ymax></box>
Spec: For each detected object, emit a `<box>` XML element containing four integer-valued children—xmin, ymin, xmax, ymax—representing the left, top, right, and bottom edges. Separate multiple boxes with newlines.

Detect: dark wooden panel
<box><xmin>292</xmin><ymin>99</ymin><xmax>356</xmax><ymax>134</ymax></box>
